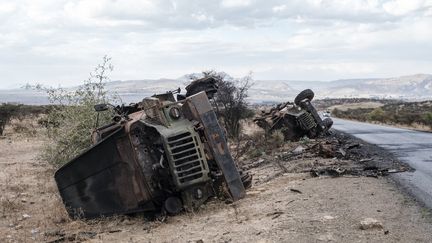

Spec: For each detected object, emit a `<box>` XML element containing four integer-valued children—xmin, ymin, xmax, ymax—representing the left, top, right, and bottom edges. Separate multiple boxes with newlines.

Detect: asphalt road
<box><xmin>332</xmin><ymin>118</ymin><xmax>432</xmax><ymax>209</ymax></box>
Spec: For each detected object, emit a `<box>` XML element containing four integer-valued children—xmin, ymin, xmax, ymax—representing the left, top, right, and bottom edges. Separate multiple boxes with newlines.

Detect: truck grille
<box><xmin>297</xmin><ymin>112</ymin><xmax>316</xmax><ymax>130</ymax></box>
<box><xmin>166</xmin><ymin>132</ymin><xmax>208</xmax><ymax>188</ymax></box>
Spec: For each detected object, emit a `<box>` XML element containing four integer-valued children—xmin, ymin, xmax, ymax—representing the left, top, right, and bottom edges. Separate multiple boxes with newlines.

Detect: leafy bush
<box><xmin>367</xmin><ymin>107</ymin><xmax>385</xmax><ymax>122</ymax></box>
<box><xmin>332</xmin><ymin>108</ymin><xmax>341</xmax><ymax>117</ymax></box>
<box><xmin>246</xmin><ymin>131</ymin><xmax>267</xmax><ymax>158</ymax></box>
<box><xmin>424</xmin><ymin>112</ymin><xmax>432</xmax><ymax>129</ymax></box>
<box><xmin>34</xmin><ymin>56</ymin><xmax>116</xmax><ymax>166</ymax></box>
<box><xmin>332</xmin><ymin>107</ymin><xmax>373</xmax><ymax>122</ymax></box>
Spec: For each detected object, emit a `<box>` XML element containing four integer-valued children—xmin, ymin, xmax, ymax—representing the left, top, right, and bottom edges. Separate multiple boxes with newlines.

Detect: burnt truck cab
<box><xmin>254</xmin><ymin>89</ymin><xmax>333</xmax><ymax>141</ymax></box>
<box><xmin>54</xmin><ymin>91</ymin><xmax>246</xmax><ymax>218</ymax></box>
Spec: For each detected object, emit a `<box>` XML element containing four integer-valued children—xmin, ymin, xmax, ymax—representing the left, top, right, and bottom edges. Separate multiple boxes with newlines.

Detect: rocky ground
<box><xmin>1</xmin><ymin>125</ymin><xmax>432</xmax><ymax>242</ymax></box>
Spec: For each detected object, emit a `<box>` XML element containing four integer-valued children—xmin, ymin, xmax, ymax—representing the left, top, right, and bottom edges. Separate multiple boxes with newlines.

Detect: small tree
<box><xmin>33</xmin><ymin>56</ymin><xmax>116</xmax><ymax>166</ymax></box>
<box><xmin>190</xmin><ymin>70</ymin><xmax>253</xmax><ymax>140</ymax></box>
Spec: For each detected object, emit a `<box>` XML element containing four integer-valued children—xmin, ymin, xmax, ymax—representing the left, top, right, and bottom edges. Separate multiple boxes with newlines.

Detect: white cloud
<box><xmin>64</xmin><ymin>0</ymin><xmax>158</xmax><ymax>19</ymax></box>
<box><xmin>191</xmin><ymin>12</ymin><xmax>214</xmax><ymax>23</ymax></box>
<box><xmin>272</xmin><ymin>4</ymin><xmax>287</xmax><ymax>13</ymax></box>
<box><xmin>0</xmin><ymin>2</ymin><xmax>16</xmax><ymax>15</ymax></box>
<box><xmin>383</xmin><ymin>0</ymin><xmax>427</xmax><ymax>16</ymax></box>
<box><xmin>0</xmin><ymin>0</ymin><xmax>431</xmax><ymax>88</ymax></box>
<box><xmin>221</xmin><ymin>0</ymin><xmax>252</xmax><ymax>8</ymax></box>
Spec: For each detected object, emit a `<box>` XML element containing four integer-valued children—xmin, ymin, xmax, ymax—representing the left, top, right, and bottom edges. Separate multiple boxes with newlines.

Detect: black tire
<box><xmin>294</xmin><ymin>89</ymin><xmax>314</xmax><ymax>105</ymax></box>
<box><xmin>322</xmin><ymin>118</ymin><xmax>333</xmax><ymax>129</ymax></box>
<box><xmin>163</xmin><ymin>197</ymin><xmax>183</xmax><ymax>215</ymax></box>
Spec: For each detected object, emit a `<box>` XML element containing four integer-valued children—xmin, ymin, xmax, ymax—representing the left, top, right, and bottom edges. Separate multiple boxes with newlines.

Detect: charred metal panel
<box><xmin>164</xmin><ymin>131</ymin><xmax>209</xmax><ymax>189</ymax></box>
<box><xmin>183</xmin><ymin>92</ymin><xmax>246</xmax><ymax>201</ymax></box>
<box><xmin>141</xmin><ymin>117</ymin><xmax>211</xmax><ymax>190</ymax></box>
<box><xmin>128</xmin><ymin>123</ymin><xmax>160</xmax><ymax>196</ymax></box>
<box><xmin>300</xmin><ymin>100</ymin><xmax>325</xmax><ymax>130</ymax></box>
<box><xmin>254</xmin><ymin>89</ymin><xmax>332</xmax><ymax>141</ymax></box>
<box><xmin>55</xmin><ymin>127</ymin><xmax>155</xmax><ymax>218</ymax></box>
<box><xmin>297</xmin><ymin>111</ymin><xmax>316</xmax><ymax>130</ymax></box>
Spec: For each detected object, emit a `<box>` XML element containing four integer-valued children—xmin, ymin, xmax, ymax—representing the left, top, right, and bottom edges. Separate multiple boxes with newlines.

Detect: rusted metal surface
<box><xmin>254</xmin><ymin>89</ymin><xmax>333</xmax><ymax>141</ymax></box>
<box><xmin>55</xmin><ymin>125</ymin><xmax>156</xmax><ymax>218</ymax></box>
<box><xmin>183</xmin><ymin>92</ymin><xmax>246</xmax><ymax>201</ymax></box>
<box><xmin>55</xmin><ymin>90</ymin><xmax>249</xmax><ymax>219</ymax></box>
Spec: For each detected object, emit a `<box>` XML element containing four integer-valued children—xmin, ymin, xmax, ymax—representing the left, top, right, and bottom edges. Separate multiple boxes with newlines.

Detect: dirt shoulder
<box><xmin>96</xmin><ymin>176</ymin><xmax>432</xmax><ymax>242</ymax></box>
<box><xmin>1</xmin><ymin>131</ymin><xmax>432</xmax><ymax>242</ymax></box>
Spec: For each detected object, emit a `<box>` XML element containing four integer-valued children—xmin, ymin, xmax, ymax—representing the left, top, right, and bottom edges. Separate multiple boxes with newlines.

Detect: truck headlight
<box><xmin>169</xmin><ymin>107</ymin><xmax>181</xmax><ymax>119</ymax></box>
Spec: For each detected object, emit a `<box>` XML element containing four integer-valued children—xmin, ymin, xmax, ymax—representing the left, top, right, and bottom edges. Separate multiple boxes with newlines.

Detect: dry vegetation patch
<box><xmin>330</xmin><ymin>100</ymin><xmax>432</xmax><ymax>132</ymax></box>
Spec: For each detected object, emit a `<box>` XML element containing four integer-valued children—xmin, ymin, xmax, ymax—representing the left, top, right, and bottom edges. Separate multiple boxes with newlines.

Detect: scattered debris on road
<box><xmin>241</xmin><ymin>129</ymin><xmax>411</xmax><ymax>181</ymax></box>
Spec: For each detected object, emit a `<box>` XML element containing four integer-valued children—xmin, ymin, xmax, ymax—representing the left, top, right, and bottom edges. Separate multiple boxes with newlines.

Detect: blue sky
<box><xmin>0</xmin><ymin>0</ymin><xmax>431</xmax><ymax>89</ymax></box>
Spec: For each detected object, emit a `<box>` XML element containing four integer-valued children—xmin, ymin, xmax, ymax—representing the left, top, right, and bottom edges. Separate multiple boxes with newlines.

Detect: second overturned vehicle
<box><xmin>254</xmin><ymin>89</ymin><xmax>333</xmax><ymax>141</ymax></box>
<box><xmin>54</xmin><ymin>88</ymin><xmax>250</xmax><ymax>219</ymax></box>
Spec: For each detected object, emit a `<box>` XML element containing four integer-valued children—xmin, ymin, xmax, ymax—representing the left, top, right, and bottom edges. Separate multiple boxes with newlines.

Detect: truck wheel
<box><xmin>322</xmin><ymin>118</ymin><xmax>333</xmax><ymax>129</ymax></box>
<box><xmin>163</xmin><ymin>197</ymin><xmax>183</xmax><ymax>215</ymax></box>
<box><xmin>294</xmin><ymin>89</ymin><xmax>314</xmax><ymax>105</ymax></box>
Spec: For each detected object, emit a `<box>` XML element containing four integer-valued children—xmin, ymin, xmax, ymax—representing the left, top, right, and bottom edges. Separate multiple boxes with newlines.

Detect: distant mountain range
<box><xmin>1</xmin><ymin>74</ymin><xmax>431</xmax><ymax>105</ymax></box>
<box><xmin>250</xmin><ymin>74</ymin><xmax>432</xmax><ymax>103</ymax></box>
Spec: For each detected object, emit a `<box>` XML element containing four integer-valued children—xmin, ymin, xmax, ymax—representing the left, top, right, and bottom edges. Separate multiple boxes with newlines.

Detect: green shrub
<box><xmin>332</xmin><ymin>108</ymin><xmax>340</xmax><ymax>117</ymax></box>
<box><xmin>424</xmin><ymin>112</ymin><xmax>432</xmax><ymax>129</ymax></box>
<box><xmin>367</xmin><ymin>107</ymin><xmax>385</xmax><ymax>122</ymax></box>
<box><xmin>332</xmin><ymin>107</ymin><xmax>373</xmax><ymax>121</ymax></box>
<box><xmin>34</xmin><ymin>56</ymin><xmax>116</xmax><ymax>166</ymax></box>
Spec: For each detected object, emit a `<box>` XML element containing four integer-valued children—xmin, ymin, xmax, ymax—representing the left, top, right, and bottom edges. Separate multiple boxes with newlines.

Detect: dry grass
<box><xmin>3</xmin><ymin>117</ymin><xmax>41</xmax><ymax>138</ymax></box>
<box><xmin>328</xmin><ymin>101</ymin><xmax>384</xmax><ymax>111</ymax></box>
<box><xmin>332</xmin><ymin>100</ymin><xmax>432</xmax><ymax>132</ymax></box>
<box><xmin>1</xmin><ymin>196</ymin><xmax>25</xmax><ymax>218</ymax></box>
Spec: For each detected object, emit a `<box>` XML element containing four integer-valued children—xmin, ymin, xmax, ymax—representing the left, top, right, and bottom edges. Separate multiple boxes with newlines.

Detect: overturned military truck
<box><xmin>254</xmin><ymin>89</ymin><xmax>333</xmax><ymax>141</ymax></box>
<box><xmin>54</xmin><ymin>86</ymin><xmax>250</xmax><ymax>219</ymax></box>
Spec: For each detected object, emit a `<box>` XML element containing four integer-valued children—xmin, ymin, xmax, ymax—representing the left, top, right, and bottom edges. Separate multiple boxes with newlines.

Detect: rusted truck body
<box><xmin>254</xmin><ymin>89</ymin><xmax>333</xmax><ymax>141</ymax></box>
<box><xmin>55</xmin><ymin>91</ymin><xmax>247</xmax><ymax>219</ymax></box>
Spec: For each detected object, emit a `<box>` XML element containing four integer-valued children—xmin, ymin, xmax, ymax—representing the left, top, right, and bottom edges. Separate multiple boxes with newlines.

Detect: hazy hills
<box><xmin>1</xmin><ymin>74</ymin><xmax>431</xmax><ymax>105</ymax></box>
<box><xmin>250</xmin><ymin>74</ymin><xmax>432</xmax><ymax>103</ymax></box>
